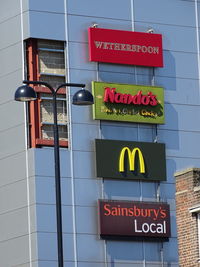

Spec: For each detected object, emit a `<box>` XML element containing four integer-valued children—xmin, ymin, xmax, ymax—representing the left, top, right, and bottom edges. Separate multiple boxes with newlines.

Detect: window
<box><xmin>189</xmin><ymin>207</ymin><xmax>200</xmax><ymax>262</ymax></box>
<box><xmin>198</xmin><ymin>213</ymin><xmax>200</xmax><ymax>260</ymax></box>
<box><xmin>26</xmin><ymin>39</ymin><xmax>68</xmax><ymax>148</ymax></box>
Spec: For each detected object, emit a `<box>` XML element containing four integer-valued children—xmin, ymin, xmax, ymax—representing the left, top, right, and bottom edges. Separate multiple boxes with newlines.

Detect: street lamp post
<box><xmin>14</xmin><ymin>80</ymin><xmax>93</xmax><ymax>267</ymax></box>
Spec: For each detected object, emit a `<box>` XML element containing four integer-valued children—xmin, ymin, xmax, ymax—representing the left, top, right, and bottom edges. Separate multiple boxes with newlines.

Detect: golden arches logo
<box><xmin>119</xmin><ymin>147</ymin><xmax>145</xmax><ymax>173</ymax></box>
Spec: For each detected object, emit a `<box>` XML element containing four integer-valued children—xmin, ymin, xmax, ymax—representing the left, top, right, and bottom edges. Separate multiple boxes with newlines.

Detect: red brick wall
<box><xmin>175</xmin><ymin>168</ymin><xmax>200</xmax><ymax>267</ymax></box>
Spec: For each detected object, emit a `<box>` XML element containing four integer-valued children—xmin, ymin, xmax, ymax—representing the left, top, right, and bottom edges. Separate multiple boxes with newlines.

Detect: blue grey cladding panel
<box><xmin>76</xmin><ymin>206</ymin><xmax>98</xmax><ymax>234</ymax></box>
<box><xmin>156</xmin><ymin>77</ymin><xmax>200</xmax><ymax>106</ymax></box>
<box><xmin>160</xmin><ymin>183</ymin><xmax>176</xmax><ymax>204</ymax></box>
<box><xmin>98</xmin><ymin>71</ymin><xmax>135</xmax><ymax>85</ymax></box>
<box><xmin>160</xmin><ymin>103</ymin><xmax>200</xmax><ymax>132</ymax></box>
<box><xmin>101</xmin><ymin>124</ymin><xmax>154</xmax><ymax>143</ymax></box>
<box><xmin>101</xmin><ymin>124</ymin><xmax>137</xmax><ymax>141</ymax></box>
<box><xmin>68</xmin><ymin>42</ymin><xmax>96</xmax><ymax>71</ymax></box>
<box><xmin>141</xmin><ymin>182</ymin><xmax>157</xmax><ymax>201</ymax></box>
<box><xmin>72</xmin><ymin>123</ymin><xmax>99</xmax><ymax>152</ymax></box>
<box><xmin>27</xmin><ymin>11</ymin><xmax>65</xmax><ymax>40</ymax></box>
<box><xmin>163</xmin><ymin>237</ymin><xmax>179</xmax><ymax>262</ymax></box>
<box><xmin>159</xmin><ymin>130</ymin><xmax>200</xmax><ymax>159</ymax></box>
<box><xmin>156</xmin><ymin>50</ymin><xmax>198</xmax><ymax>79</ymax></box>
<box><xmin>37</xmin><ymin>233</ymin><xmax>75</xmax><ymax>261</ymax></box>
<box><xmin>106</xmin><ymin>240</ymin><xmax>178</xmax><ymax>263</ymax></box>
<box><xmin>76</xmin><ymin>234</ymin><xmax>105</xmax><ymax>262</ymax></box>
<box><xmin>36</xmin><ymin>204</ymin><xmax>74</xmax><ymax>233</ymax></box>
<box><xmin>67</xmin><ymin>0</ymin><xmax>132</xmax><ymax>20</ymax></box>
<box><xmin>104</xmin><ymin>180</ymin><xmax>141</xmax><ymax>200</ymax></box>
<box><xmin>34</xmin><ymin>176</ymin><xmax>73</xmax><ymax>206</ymax></box>
<box><xmin>74</xmin><ymin>179</ymin><xmax>102</xmax><ymax>206</ymax></box>
<box><xmin>197</xmin><ymin>2</ymin><xmax>200</xmax><ymax>26</ymax></box>
<box><xmin>134</xmin><ymin>0</ymin><xmax>196</xmax><ymax>27</ymax></box>
<box><xmin>78</xmin><ymin>264</ymin><xmax>108</xmax><ymax>267</ymax></box>
<box><xmin>169</xmin><ymin>211</ymin><xmax>178</xmax><ymax>238</ymax></box>
<box><xmin>167</xmin><ymin>157</ymin><xmax>200</xmax><ymax>183</ymax></box>
<box><xmin>37</xmin><ymin>262</ymin><xmax>75</xmax><ymax>267</ymax></box>
<box><xmin>71</xmin><ymin>104</ymin><xmax>97</xmax><ymax>125</ymax></box>
<box><xmin>73</xmin><ymin>151</ymin><xmax>96</xmax><ymax>178</ymax></box>
<box><xmin>143</xmin><ymin>242</ymin><xmax>162</xmax><ymax>261</ymax></box>
<box><xmin>106</xmin><ymin>241</ymin><xmax>144</xmax><ymax>261</ymax></box>
<box><xmin>98</xmin><ymin>63</ymin><xmax>133</xmax><ymax>74</ymax></box>
<box><xmin>34</xmin><ymin>149</ymin><xmax>70</xmax><ymax>177</ymax></box>
<box><xmin>29</xmin><ymin>0</ymin><xmax>64</xmax><ymax>13</ymax></box>
<box><xmin>69</xmin><ymin>69</ymin><xmax>97</xmax><ymax>88</ymax></box>
<box><xmin>67</xmin><ymin>15</ymin><xmax>132</xmax><ymax>43</ymax></box>
<box><xmin>135</xmin><ymin>22</ymin><xmax>197</xmax><ymax>53</ymax></box>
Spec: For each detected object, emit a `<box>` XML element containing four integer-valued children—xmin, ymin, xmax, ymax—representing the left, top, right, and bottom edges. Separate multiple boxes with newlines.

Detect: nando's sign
<box><xmin>99</xmin><ymin>200</ymin><xmax>170</xmax><ymax>240</ymax></box>
<box><xmin>95</xmin><ymin>139</ymin><xmax>166</xmax><ymax>181</ymax></box>
<box><xmin>88</xmin><ymin>28</ymin><xmax>163</xmax><ymax>67</ymax></box>
<box><xmin>92</xmin><ymin>81</ymin><xmax>164</xmax><ymax>124</ymax></box>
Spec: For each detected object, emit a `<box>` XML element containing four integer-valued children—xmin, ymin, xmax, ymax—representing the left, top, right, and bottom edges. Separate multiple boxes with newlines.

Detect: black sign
<box><xmin>95</xmin><ymin>139</ymin><xmax>166</xmax><ymax>181</ymax></box>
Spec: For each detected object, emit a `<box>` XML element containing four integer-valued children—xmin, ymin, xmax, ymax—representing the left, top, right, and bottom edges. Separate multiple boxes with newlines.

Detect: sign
<box><xmin>99</xmin><ymin>200</ymin><xmax>171</xmax><ymax>240</ymax></box>
<box><xmin>95</xmin><ymin>139</ymin><xmax>166</xmax><ymax>181</ymax></box>
<box><xmin>88</xmin><ymin>27</ymin><xmax>163</xmax><ymax>67</ymax></box>
<box><xmin>92</xmin><ymin>81</ymin><xmax>165</xmax><ymax>124</ymax></box>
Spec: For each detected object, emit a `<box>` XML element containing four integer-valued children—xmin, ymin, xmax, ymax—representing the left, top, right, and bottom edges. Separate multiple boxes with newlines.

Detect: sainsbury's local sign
<box><xmin>88</xmin><ymin>28</ymin><xmax>163</xmax><ymax>67</ymax></box>
<box><xmin>99</xmin><ymin>200</ymin><xmax>171</xmax><ymax>240</ymax></box>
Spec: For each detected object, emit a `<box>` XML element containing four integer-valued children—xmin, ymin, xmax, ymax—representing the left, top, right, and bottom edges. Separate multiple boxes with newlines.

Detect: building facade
<box><xmin>0</xmin><ymin>0</ymin><xmax>199</xmax><ymax>266</ymax></box>
<box><xmin>175</xmin><ymin>168</ymin><xmax>200</xmax><ymax>267</ymax></box>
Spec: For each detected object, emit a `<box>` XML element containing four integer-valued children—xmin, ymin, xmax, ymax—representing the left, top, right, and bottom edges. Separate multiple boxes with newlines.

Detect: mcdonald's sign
<box><xmin>95</xmin><ymin>139</ymin><xmax>166</xmax><ymax>181</ymax></box>
<box><xmin>119</xmin><ymin>147</ymin><xmax>145</xmax><ymax>173</ymax></box>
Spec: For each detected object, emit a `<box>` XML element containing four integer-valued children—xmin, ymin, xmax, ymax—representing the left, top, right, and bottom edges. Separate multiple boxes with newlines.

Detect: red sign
<box><xmin>104</xmin><ymin>87</ymin><xmax>158</xmax><ymax>106</ymax></box>
<box><xmin>99</xmin><ymin>200</ymin><xmax>170</xmax><ymax>240</ymax></box>
<box><xmin>88</xmin><ymin>28</ymin><xmax>163</xmax><ymax>67</ymax></box>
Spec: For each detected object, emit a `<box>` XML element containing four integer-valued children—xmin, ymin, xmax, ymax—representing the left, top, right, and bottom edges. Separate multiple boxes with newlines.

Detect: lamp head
<box><xmin>72</xmin><ymin>89</ymin><xmax>94</xmax><ymax>105</ymax></box>
<box><xmin>14</xmin><ymin>85</ymin><xmax>37</xmax><ymax>102</ymax></box>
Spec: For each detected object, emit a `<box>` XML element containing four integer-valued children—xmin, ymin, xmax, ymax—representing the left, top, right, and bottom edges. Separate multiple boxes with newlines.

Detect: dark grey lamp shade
<box><xmin>72</xmin><ymin>89</ymin><xmax>94</xmax><ymax>105</ymax></box>
<box><xmin>15</xmin><ymin>85</ymin><xmax>37</xmax><ymax>102</ymax></box>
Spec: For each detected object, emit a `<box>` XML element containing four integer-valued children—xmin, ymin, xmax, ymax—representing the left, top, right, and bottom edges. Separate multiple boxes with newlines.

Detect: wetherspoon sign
<box><xmin>99</xmin><ymin>200</ymin><xmax>171</xmax><ymax>240</ymax></box>
<box><xmin>92</xmin><ymin>81</ymin><xmax>165</xmax><ymax>124</ymax></box>
<box><xmin>88</xmin><ymin>28</ymin><xmax>163</xmax><ymax>67</ymax></box>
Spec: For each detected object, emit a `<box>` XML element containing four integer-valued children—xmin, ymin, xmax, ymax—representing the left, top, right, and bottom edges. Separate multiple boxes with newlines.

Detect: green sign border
<box><xmin>92</xmin><ymin>81</ymin><xmax>165</xmax><ymax>124</ymax></box>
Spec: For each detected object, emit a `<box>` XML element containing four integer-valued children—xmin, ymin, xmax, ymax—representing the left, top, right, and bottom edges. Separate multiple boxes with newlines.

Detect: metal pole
<box><xmin>23</xmin><ymin>80</ymin><xmax>86</xmax><ymax>267</ymax></box>
<box><xmin>52</xmin><ymin>90</ymin><xmax>64</xmax><ymax>267</ymax></box>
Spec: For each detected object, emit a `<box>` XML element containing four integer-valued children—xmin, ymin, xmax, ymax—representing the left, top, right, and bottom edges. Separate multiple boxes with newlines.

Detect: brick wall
<box><xmin>175</xmin><ymin>168</ymin><xmax>200</xmax><ymax>267</ymax></box>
